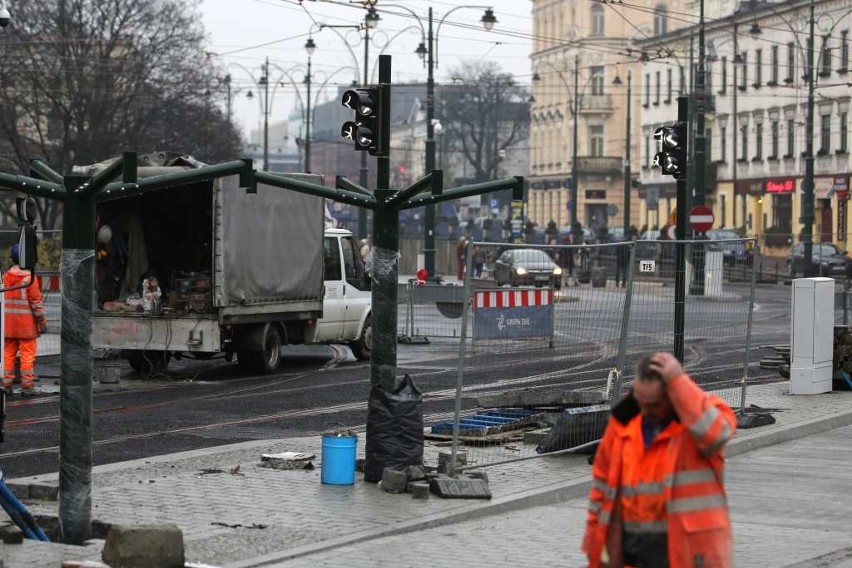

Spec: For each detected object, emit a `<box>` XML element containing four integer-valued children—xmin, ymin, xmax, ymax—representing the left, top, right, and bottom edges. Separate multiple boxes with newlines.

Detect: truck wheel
<box><xmin>123</xmin><ymin>350</ymin><xmax>170</xmax><ymax>375</ymax></box>
<box><xmin>238</xmin><ymin>324</ymin><xmax>281</xmax><ymax>374</ymax></box>
<box><xmin>349</xmin><ymin>316</ymin><xmax>372</xmax><ymax>361</ymax></box>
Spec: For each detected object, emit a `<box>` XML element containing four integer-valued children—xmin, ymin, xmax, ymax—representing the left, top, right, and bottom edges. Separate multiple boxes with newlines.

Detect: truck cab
<box><xmin>307</xmin><ymin>228</ymin><xmax>372</xmax><ymax>360</ymax></box>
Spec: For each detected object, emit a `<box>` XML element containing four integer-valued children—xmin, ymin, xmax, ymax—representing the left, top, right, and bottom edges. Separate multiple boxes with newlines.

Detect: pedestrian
<box><xmin>2</xmin><ymin>244</ymin><xmax>47</xmax><ymax>397</ymax></box>
<box><xmin>472</xmin><ymin>244</ymin><xmax>486</xmax><ymax>278</ymax></box>
<box><xmin>614</xmin><ymin>228</ymin><xmax>636</xmax><ymax>288</ymax></box>
<box><xmin>582</xmin><ymin>351</ymin><xmax>735</xmax><ymax>567</ymax></box>
<box><xmin>456</xmin><ymin>235</ymin><xmax>468</xmax><ymax>280</ymax></box>
<box><xmin>359</xmin><ymin>238</ymin><xmax>373</xmax><ymax>278</ymax></box>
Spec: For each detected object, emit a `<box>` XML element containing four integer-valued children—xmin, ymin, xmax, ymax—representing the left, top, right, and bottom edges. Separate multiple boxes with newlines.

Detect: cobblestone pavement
<box><xmin>274</xmin><ymin>424</ymin><xmax>852</xmax><ymax>568</ymax></box>
<box><xmin>2</xmin><ymin>381</ymin><xmax>851</xmax><ymax>568</ymax></box>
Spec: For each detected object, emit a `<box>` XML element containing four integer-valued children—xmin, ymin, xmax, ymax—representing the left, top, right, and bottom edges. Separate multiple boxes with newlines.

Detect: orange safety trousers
<box><xmin>3</xmin><ymin>338</ymin><xmax>37</xmax><ymax>389</ymax></box>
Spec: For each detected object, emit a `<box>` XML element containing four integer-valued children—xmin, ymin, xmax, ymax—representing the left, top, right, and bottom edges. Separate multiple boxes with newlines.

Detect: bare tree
<box><xmin>0</xmin><ymin>0</ymin><xmax>242</xmax><ymax>229</ymax></box>
<box><xmin>439</xmin><ymin>60</ymin><xmax>529</xmax><ymax>184</ymax></box>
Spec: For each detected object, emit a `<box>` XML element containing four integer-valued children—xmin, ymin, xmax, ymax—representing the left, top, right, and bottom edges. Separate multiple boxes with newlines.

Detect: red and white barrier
<box><xmin>474</xmin><ymin>288</ymin><xmax>553</xmax><ymax>309</ymax></box>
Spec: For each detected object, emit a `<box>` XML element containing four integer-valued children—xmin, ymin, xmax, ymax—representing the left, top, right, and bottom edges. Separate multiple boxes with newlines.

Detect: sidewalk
<box><xmin>2</xmin><ymin>381</ymin><xmax>852</xmax><ymax>568</ymax></box>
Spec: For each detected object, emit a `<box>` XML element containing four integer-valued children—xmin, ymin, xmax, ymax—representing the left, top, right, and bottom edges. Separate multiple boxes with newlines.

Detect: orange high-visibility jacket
<box><xmin>3</xmin><ymin>266</ymin><xmax>46</xmax><ymax>339</ymax></box>
<box><xmin>582</xmin><ymin>374</ymin><xmax>736</xmax><ymax>568</ymax></box>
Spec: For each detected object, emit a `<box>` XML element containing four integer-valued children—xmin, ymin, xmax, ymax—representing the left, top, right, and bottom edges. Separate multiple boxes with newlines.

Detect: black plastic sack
<box><xmin>364</xmin><ymin>374</ymin><xmax>424</xmax><ymax>483</ymax></box>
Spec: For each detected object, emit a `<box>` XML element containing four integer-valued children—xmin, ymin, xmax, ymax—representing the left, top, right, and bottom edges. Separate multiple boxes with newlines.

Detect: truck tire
<box><xmin>123</xmin><ymin>350</ymin><xmax>170</xmax><ymax>375</ymax></box>
<box><xmin>238</xmin><ymin>324</ymin><xmax>282</xmax><ymax>374</ymax></box>
<box><xmin>349</xmin><ymin>316</ymin><xmax>372</xmax><ymax>361</ymax></box>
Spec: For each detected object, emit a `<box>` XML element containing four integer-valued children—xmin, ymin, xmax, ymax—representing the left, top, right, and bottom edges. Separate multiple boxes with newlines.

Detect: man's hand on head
<box><xmin>647</xmin><ymin>352</ymin><xmax>684</xmax><ymax>384</ymax></box>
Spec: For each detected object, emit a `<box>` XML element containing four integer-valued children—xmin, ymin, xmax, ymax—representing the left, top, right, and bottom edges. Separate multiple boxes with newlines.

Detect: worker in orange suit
<box><xmin>2</xmin><ymin>244</ymin><xmax>47</xmax><ymax>397</ymax></box>
<box><xmin>582</xmin><ymin>351</ymin><xmax>736</xmax><ymax>567</ymax></box>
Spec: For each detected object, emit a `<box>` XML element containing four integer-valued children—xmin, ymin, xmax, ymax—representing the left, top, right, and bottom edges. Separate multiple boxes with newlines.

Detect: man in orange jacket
<box><xmin>3</xmin><ymin>244</ymin><xmax>47</xmax><ymax>397</ymax></box>
<box><xmin>582</xmin><ymin>351</ymin><xmax>736</xmax><ymax>567</ymax></box>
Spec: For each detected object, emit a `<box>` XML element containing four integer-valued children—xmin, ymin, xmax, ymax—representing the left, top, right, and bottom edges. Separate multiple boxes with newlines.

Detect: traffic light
<box><xmin>15</xmin><ymin>197</ymin><xmax>37</xmax><ymax>271</ymax></box>
<box><xmin>653</xmin><ymin>122</ymin><xmax>687</xmax><ymax>179</ymax></box>
<box><xmin>341</xmin><ymin>86</ymin><xmax>389</xmax><ymax>156</ymax></box>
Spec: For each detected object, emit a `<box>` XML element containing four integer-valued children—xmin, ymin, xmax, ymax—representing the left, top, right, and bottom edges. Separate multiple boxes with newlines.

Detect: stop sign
<box><xmin>689</xmin><ymin>205</ymin><xmax>714</xmax><ymax>233</ymax></box>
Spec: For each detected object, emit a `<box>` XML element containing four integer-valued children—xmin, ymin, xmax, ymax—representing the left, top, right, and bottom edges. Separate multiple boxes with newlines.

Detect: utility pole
<box><xmin>225</xmin><ymin>75</ymin><xmax>233</xmax><ymax>124</ymax></box>
<box><xmin>623</xmin><ymin>71</ymin><xmax>632</xmax><ymax>236</ymax></box>
<box><xmin>571</xmin><ymin>53</ymin><xmax>579</xmax><ymax>228</ymax></box>
<box><xmin>305</xmin><ymin>55</ymin><xmax>312</xmax><ymax>173</ymax></box>
<box><xmin>733</xmin><ymin>24</ymin><xmax>740</xmax><ymax>228</ymax></box>
<box><xmin>802</xmin><ymin>0</ymin><xmax>816</xmax><ymax>276</ymax></box>
<box><xmin>691</xmin><ymin>0</ymin><xmax>707</xmax><ymax>295</ymax></box>
<box><xmin>263</xmin><ymin>57</ymin><xmax>270</xmax><ymax>172</ymax></box>
<box><xmin>424</xmin><ymin>7</ymin><xmax>436</xmax><ymax>277</ymax></box>
<box><xmin>358</xmin><ymin>20</ymin><xmax>371</xmax><ymax>240</ymax></box>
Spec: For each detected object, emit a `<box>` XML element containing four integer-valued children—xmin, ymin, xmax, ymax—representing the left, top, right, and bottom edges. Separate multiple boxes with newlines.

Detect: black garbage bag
<box><xmin>364</xmin><ymin>374</ymin><xmax>424</xmax><ymax>483</ymax></box>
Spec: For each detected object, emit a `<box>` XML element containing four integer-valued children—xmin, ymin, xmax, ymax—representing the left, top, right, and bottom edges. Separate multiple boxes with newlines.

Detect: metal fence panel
<box><xmin>436</xmin><ymin>238</ymin><xmax>756</xmax><ymax>473</ymax></box>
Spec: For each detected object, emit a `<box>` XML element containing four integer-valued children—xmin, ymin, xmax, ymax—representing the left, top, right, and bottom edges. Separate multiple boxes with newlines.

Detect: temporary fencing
<box><xmin>432</xmin><ymin>237</ymin><xmax>757</xmax><ymax>474</ymax></box>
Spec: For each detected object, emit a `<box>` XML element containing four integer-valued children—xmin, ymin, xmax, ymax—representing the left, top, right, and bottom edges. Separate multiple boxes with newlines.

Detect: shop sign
<box><xmin>839</xmin><ymin>199</ymin><xmax>848</xmax><ymax>241</ymax></box>
<box><xmin>585</xmin><ymin>190</ymin><xmax>606</xmax><ymax>199</ymax></box>
<box><xmin>765</xmin><ymin>178</ymin><xmax>795</xmax><ymax>193</ymax></box>
<box><xmin>814</xmin><ymin>176</ymin><xmax>849</xmax><ymax>199</ymax></box>
<box><xmin>735</xmin><ymin>180</ymin><xmax>764</xmax><ymax>195</ymax></box>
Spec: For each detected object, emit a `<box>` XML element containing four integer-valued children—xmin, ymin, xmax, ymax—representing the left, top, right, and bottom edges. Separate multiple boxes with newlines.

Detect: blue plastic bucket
<box><xmin>321</xmin><ymin>434</ymin><xmax>357</xmax><ymax>485</ymax></box>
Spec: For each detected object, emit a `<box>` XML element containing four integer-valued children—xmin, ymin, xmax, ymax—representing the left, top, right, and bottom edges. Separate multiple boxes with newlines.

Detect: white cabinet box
<box><xmin>790</xmin><ymin>277</ymin><xmax>834</xmax><ymax>394</ymax></box>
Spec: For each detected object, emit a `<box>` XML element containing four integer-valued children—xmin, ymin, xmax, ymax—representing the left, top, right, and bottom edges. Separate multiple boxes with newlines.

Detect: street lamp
<box><xmin>613</xmin><ymin>70</ymin><xmax>632</xmax><ymax>236</ymax></box>
<box><xmin>370</xmin><ymin>3</ymin><xmax>496</xmax><ymax>278</ymax></box>
<box><xmin>304</xmin><ymin>37</ymin><xmax>316</xmax><ymax>173</ymax></box>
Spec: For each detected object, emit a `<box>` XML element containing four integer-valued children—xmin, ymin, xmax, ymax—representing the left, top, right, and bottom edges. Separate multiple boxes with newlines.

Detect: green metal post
<box><xmin>674</xmin><ymin>97</ymin><xmax>689</xmax><ymax>363</ymax></box>
<box><xmin>59</xmin><ymin>177</ymin><xmax>96</xmax><ymax>545</ymax></box>
<box><xmin>424</xmin><ymin>7</ymin><xmax>436</xmax><ymax>278</ymax></box>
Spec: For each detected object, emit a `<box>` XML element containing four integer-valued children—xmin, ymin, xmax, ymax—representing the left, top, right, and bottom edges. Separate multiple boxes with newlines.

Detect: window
<box><xmin>786</xmin><ymin>42</ymin><xmax>796</xmax><ymax>83</ymax></box>
<box><xmin>771</xmin><ymin>46</ymin><xmax>779</xmax><ymax>84</ymax></box>
<box><xmin>341</xmin><ymin>236</ymin><xmax>368</xmax><ymax>289</ymax></box>
<box><xmin>820</xmin><ymin>114</ymin><xmax>831</xmax><ymax>153</ymax></box>
<box><xmin>706</xmin><ymin>127</ymin><xmax>712</xmax><ymax>161</ymax></box>
<box><xmin>654</xmin><ymin>71</ymin><xmax>661</xmax><ymax>105</ymax></box>
<box><xmin>653</xmin><ymin>5</ymin><xmax>668</xmax><ymax>35</ymax></box>
<box><xmin>721</xmin><ymin>195</ymin><xmax>727</xmax><ymax>227</ymax></box>
<box><xmin>706</xmin><ymin>62</ymin><xmax>713</xmax><ymax>93</ymax></box>
<box><xmin>323</xmin><ymin>237</ymin><xmax>342</xmax><ymax>280</ymax></box>
<box><xmin>755</xmin><ymin>49</ymin><xmax>762</xmax><ymax>87</ymax></box>
<box><xmin>679</xmin><ymin>65</ymin><xmax>685</xmax><ymax>94</ymax></box>
<box><xmin>720</xmin><ymin>126</ymin><xmax>727</xmax><ymax>162</ymax></box>
<box><xmin>821</xmin><ymin>35</ymin><xmax>831</xmax><ymax>76</ymax></box>
<box><xmin>842</xmin><ymin>31</ymin><xmax>849</xmax><ymax>71</ymax></box>
<box><xmin>591</xmin><ymin>66</ymin><xmax>604</xmax><ymax>95</ymax></box>
<box><xmin>644</xmin><ymin>73</ymin><xmax>650</xmax><ymax>107</ymax></box>
<box><xmin>740</xmin><ymin>126</ymin><xmax>748</xmax><ymax>161</ymax></box>
<box><xmin>841</xmin><ymin>112</ymin><xmax>848</xmax><ymax>153</ymax></box>
<box><xmin>666</xmin><ymin>68</ymin><xmax>672</xmax><ymax>102</ymax></box>
<box><xmin>806</xmin><ymin>37</ymin><xmax>814</xmax><ymax>79</ymax></box>
<box><xmin>739</xmin><ymin>52</ymin><xmax>747</xmax><ymax>89</ymax></box>
<box><xmin>771</xmin><ymin>121</ymin><xmax>779</xmax><ymax>158</ymax></box>
<box><xmin>644</xmin><ymin>134</ymin><xmax>650</xmax><ymax>168</ymax></box>
<box><xmin>591</xmin><ymin>5</ymin><xmax>604</xmax><ymax>35</ymax></box>
<box><xmin>786</xmin><ymin>118</ymin><xmax>795</xmax><ymax>157</ymax></box>
<box><xmin>720</xmin><ymin>57</ymin><xmax>727</xmax><ymax>94</ymax></box>
<box><xmin>773</xmin><ymin>193</ymin><xmax>793</xmax><ymax>231</ymax></box>
<box><xmin>590</xmin><ymin>125</ymin><xmax>604</xmax><ymax>156</ymax></box>
<box><xmin>755</xmin><ymin>123</ymin><xmax>763</xmax><ymax>160</ymax></box>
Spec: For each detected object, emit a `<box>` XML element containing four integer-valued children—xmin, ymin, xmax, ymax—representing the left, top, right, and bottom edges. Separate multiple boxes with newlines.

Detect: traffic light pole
<box><xmin>424</xmin><ymin>8</ymin><xmax>436</xmax><ymax>278</ymax></box>
<box><xmin>674</xmin><ymin>96</ymin><xmax>689</xmax><ymax>363</ymax></box>
<box><xmin>802</xmin><ymin>0</ymin><xmax>816</xmax><ymax>276</ymax></box>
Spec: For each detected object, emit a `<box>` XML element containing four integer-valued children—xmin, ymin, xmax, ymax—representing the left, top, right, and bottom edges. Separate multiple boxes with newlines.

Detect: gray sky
<box><xmin>199</xmin><ymin>0</ymin><xmax>532</xmax><ymax>141</ymax></box>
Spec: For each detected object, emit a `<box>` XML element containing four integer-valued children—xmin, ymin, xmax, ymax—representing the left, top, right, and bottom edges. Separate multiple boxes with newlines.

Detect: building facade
<box><xmin>637</xmin><ymin>0</ymin><xmax>852</xmax><ymax>248</ymax></box>
<box><xmin>529</xmin><ymin>0</ymin><xmax>684</xmax><ymax>234</ymax></box>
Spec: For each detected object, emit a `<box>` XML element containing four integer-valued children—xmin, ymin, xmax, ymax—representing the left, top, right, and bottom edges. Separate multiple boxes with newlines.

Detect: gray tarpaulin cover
<box><xmin>221</xmin><ymin>175</ymin><xmax>324</xmax><ymax>305</ymax></box>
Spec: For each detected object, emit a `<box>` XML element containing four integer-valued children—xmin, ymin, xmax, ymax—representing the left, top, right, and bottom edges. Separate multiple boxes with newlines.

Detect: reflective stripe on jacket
<box><xmin>3</xmin><ymin>266</ymin><xmax>46</xmax><ymax>339</ymax></box>
<box><xmin>582</xmin><ymin>374</ymin><xmax>736</xmax><ymax>568</ymax></box>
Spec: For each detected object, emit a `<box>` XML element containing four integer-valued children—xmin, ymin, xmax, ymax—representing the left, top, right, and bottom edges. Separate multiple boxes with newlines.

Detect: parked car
<box><xmin>706</xmin><ymin>229</ymin><xmax>755</xmax><ymax>266</ymax></box>
<box><xmin>493</xmin><ymin>248</ymin><xmax>563</xmax><ymax>289</ymax></box>
<box><xmin>788</xmin><ymin>242</ymin><xmax>852</xmax><ymax>277</ymax></box>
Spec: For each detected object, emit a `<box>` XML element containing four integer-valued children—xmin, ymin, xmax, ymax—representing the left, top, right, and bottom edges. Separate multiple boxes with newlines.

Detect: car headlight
<box><xmin>515</xmin><ymin>267</ymin><xmax>527</xmax><ymax>275</ymax></box>
<box><xmin>553</xmin><ymin>267</ymin><xmax>562</xmax><ymax>276</ymax></box>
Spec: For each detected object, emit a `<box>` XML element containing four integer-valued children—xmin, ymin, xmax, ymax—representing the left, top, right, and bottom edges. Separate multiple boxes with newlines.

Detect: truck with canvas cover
<box><xmin>89</xmin><ymin>154</ymin><xmax>372</xmax><ymax>374</ymax></box>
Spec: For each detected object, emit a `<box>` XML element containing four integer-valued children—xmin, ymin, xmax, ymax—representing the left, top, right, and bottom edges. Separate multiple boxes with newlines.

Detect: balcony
<box><xmin>575</xmin><ymin>156</ymin><xmax>624</xmax><ymax>174</ymax></box>
<box><xmin>578</xmin><ymin>94</ymin><xmax>614</xmax><ymax>113</ymax></box>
